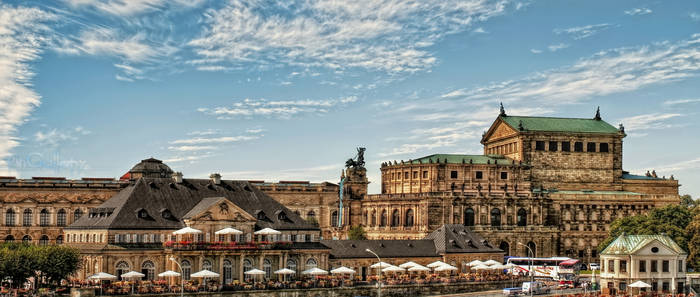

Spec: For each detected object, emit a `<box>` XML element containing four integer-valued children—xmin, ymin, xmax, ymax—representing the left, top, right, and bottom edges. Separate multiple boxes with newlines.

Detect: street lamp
<box><xmin>518</xmin><ymin>242</ymin><xmax>534</xmax><ymax>297</ymax></box>
<box><xmin>169</xmin><ymin>257</ymin><xmax>184</xmax><ymax>297</ymax></box>
<box><xmin>366</xmin><ymin>248</ymin><xmax>382</xmax><ymax>297</ymax></box>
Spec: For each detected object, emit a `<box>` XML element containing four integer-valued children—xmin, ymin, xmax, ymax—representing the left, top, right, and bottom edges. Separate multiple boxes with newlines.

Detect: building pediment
<box><xmin>481</xmin><ymin>117</ymin><xmax>519</xmax><ymax>144</ymax></box>
<box><xmin>633</xmin><ymin>239</ymin><xmax>682</xmax><ymax>256</ymax></box>
<box><xmin>184</xmin><ymin>197</ymin><xmax>256</xmax><ymax>223</ymax></box>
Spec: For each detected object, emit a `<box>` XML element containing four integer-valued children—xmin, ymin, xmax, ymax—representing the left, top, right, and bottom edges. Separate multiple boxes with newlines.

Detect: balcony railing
<box><xmin>164</xmin><ymin>241</ymin><xmax>294</xmax><ymax>251</ymax></box>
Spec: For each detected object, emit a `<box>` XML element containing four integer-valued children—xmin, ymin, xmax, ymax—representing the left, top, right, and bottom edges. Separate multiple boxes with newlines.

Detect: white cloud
<box><xmin>530</xmin><ymin>49</ymin><xmax>542</xmax><ymax>54</ymax></box>
<box><xmin>170</xmin><ymin>135</ymin><xmax>261</xmax><ymax>145</ymax></box>
<box><xmin>617</xmin><ymin>113</ymin><xmax>682</xmax><ymax>135</ymax></box>
<box><xmin>245</xmin><ymin>128</ymin><xmax>265</xmax><ymax>134</ymax></box>
<box><xmin>63</xmin><ymin>0</ymin><xmax>205</xmax><ymax>16</ymax></box>
<box><xmin>189</xmin><ymin>0</ymin><xmax>514</xmax><ymax>73</ymax></box>
<box><xmin>167</xmin><ymin>145</ymin><xmax>216</xmax><ymax>152</ymax></box>
<box><xmin>437</xmin><ymin>34</ymin><xmax>700</xmax><ymax>105</ymax></box>
<box><xmin>554</xmin><ymin>23</ymin><xmax>612</xmax><ymax>40</ymax></box>
<box><xmin>472</xmin><ymin>27</ymin><xmax>487</xmax><ymax>34</ymax></box>
<box><xmin>215</xmin><ymin>164</ymin><xmax>341</xmax><ymax>183</ymax></box>
<box><xmin>548</xmin><ymin>43</ymin><xmax>570</xmax><ymax>52</ymax></box>
<box><xmin>624</xmin><ymin>7</ymin><xmax>652</xmax><ymax>16</ymax></box>
<box><xmin>198</xmin><ymin>96</ymin><xmax>358</xmax><ymax>119</ymax></box>
<box><xmin>188</xmin><ymin>129</ymin><xmax>220</xmax><ymax>136</ymax></box>
<box><xmin>691</xmin><ymin>12</ymin><xmax>700</xmax><ymax>21</ymax></box>
<box><xmin>663</xmin><ymin>98</ymin><xmax>700</xmax><ymax>106</ymax></box>
<box><xmin>34</xmin><ymin>126</ymin><xmax>92</xmax><ymax>146</ymax></box>
<box><xmin>0</xmin><ymin>6</ymin><xmax>57</xmax><ymax>172</ymax></box>
<box><xmin>164</xmin><ymin>153</ymin><xmax>212</xmax><ymax>163</ymax></box>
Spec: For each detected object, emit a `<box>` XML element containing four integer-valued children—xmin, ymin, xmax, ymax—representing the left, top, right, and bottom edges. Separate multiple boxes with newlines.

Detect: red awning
<box><xmin>559</xmin><ymin>259</ymin><xmax>579</xmax><ymax>265</ymax></box>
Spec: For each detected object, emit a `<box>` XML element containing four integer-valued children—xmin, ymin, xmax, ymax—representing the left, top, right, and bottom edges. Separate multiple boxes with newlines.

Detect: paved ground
<box><xmin>428</xmin><ymin>288</ymin><xmax>586</xmax><ymax>297</ymax></box>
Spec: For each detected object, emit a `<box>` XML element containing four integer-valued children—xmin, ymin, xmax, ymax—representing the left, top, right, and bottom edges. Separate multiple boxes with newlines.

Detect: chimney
<box><xmin>172</xmin><ymin>172</ymin><xmax>183</xmax><ymax>183</ymax></box>
<box><xmin>210</xmin><ymin>173</ymin><xmax>221</xmax><ymax>185</ymax></box>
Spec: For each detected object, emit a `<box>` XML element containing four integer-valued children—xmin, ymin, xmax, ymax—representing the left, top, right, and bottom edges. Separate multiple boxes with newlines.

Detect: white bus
<box><xmin>506</xmin><ymin>257</ymin><xmax>579</xmax><ymax>279</ymax></box>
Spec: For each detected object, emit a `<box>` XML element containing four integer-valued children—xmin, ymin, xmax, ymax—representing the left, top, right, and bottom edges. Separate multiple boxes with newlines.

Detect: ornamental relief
<box><xmin>0</xmin><ymin>191</ymin><xmax>113</xmax><ymax>203</ymax></box>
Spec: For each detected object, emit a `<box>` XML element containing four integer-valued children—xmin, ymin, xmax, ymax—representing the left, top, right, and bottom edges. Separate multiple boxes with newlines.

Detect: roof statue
<box><xmin>499</xmin><ymin>102</ymin><xmax>507</xmax><ymax>117</ymax></box>
<box><xmin>345</xmin><ymin>147</ymin><xmax>366</xmax><ymax>169</ymax></box>
<box><xmin>594</xmin><ymin>106</ymin><xmax>601</xmax><ymax>120</ymax></box>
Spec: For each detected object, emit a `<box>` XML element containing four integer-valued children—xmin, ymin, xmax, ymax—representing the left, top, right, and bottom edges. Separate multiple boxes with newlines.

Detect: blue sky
<box><xmin>1</xmin><ymin>0</ymin><xmax>700</xmax><ymax>197</ymax></box>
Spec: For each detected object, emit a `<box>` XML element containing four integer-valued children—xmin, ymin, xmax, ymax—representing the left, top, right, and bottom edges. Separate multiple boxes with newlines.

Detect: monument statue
<box><xmin>345</xmin><ymin>147</ymin><xmax>366</xmax><ymax>169</ymax></box>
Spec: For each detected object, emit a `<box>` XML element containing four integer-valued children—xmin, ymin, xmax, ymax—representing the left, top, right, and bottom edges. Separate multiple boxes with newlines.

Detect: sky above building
<box><xmin>1</xmin><ymin>0</ymin><xmax>699</xmax><ymax>197</ymax></box>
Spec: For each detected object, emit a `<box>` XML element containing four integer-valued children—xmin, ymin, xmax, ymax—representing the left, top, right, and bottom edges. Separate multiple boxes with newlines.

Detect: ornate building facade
<box><xmin>333</xmin><ymin>108</ymin><xmax>680</xmax><ymax>265</ymax></box>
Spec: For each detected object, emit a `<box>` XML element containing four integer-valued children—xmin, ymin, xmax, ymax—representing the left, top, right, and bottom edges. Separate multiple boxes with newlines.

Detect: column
<box><xmin>238</xmin><ymin>255</ymin><xmax>244</xmax><ymax>282</ymax></box>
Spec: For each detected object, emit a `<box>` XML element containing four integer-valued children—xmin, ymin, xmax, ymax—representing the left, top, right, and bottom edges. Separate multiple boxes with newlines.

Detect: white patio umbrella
<box><xmin>88</xmin><ymin>272</ymin><xmax>117</xmax><ymax>296</ymax></box>
<box><xmin>434</xmin><ymin>264</ymin><xmax>458</xmax><ymax>272</ymax></box>
<box><xmin>629</xmin><ymin>281</ymin><xmax>651</xmax><ymax>288</ymax></box>
<box><xmin>467</xmin><ymin>260</ymin><xmax>484</xmax><ymax>266</ymax></box>
<box><xmin>302</xmin><ymin>268</ymin><xmax>329</xmax><ymax>275</ymax></box>
<box><xmin>484</xmin><ymin>259</ymin><xmax>501</xmax><ymax>266</ymax></box>
<box><xmin>191</xmin><ymin>270</ymin><xmax>220</xmax><ymax>292</ymax></box>
<box><xmin>245</xmin><ymin>268</ymin><xmax>266</xmax><ymax>282</ymax></box>
<box><xmin>172</xmin><ymin>226</ymin><xmax>202</xmax><ymax>235</ymax></box>
<box><xmin>215</xmin><ymin>227</ymin><xmax>243</xmax><ymax>241</ymax></box>
<box><xmin>158</xmin><ymin>270</ymin><xmax>181</xmax><ymax>286</ymax></box>
<box><xmin>407</xmin><ymin>265</ymin><xmax>431</xmax><ymax>272</ymax></box>
<box><xmin>330</xmin><ymin>266</ymin><xmax>356</xmax><ymax>274</ymax></box>
<box><xmin>382</xmin><ymin>266</ymin><xmax>406</xmax><ymax>273</ymax></box>
<box><xmin>254</xmin><ymin>228</ymin><xmax>281</xmax><ymax>242</ymax></box>
<box><xmin>473</xmin><ymin>264</ymin><xmax>491</xmax><ymax>270</ymax></box>
<box><xmin>427</xmin><ymin>261</ymin><xmax>448</xmax><ymax>268</ymax></box>
<box><xmin>120</xmin><ymin>271</ymin><xmax>145</xmax><ymax>295</ymax></box>
<box><xmin>399</xmin><ymin>261</ymin><xmax>419</xmax><ymax>269</ymax></box>
<box><xmin>369</xmin><ymin>262</ymin><xmax>394</xmax><ymax>269</ymax></box>
<box><xmin>491</xmin><ymin>264</ymin><xmax>508</xmax><ymax>270</ymax></box>
<box><xmin>274</xmin><ymin>268</ymin><xmax>295</xmax><ymax>282</ymax></box>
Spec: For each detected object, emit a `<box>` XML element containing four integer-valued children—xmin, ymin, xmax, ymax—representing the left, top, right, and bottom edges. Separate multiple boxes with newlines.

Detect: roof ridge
<box><xmin>502</xmin><ymin>115</ymin><xmax>605</xmax><ymax>121</ymax></box>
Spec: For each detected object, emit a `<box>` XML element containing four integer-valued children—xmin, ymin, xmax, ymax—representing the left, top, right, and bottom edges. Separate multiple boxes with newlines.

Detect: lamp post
<box><xmin>518</xmin><ymin>242</ymin><xmax>534</xmax><ymax>297</ymax></box>
<box><xmin>169</xmin><ymin>257</ymin><xmax>184</xmax><ymax>297</ymax></box>
<box><xmin>366</xmin><ymin>249</ymin><xmax>381</xmax><ymax>297</ymax></box>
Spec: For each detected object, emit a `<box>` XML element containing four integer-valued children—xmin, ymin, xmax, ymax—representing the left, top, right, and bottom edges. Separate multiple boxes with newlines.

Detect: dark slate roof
<box><xmin>182</xmin><ymin>197</ymin><xmax>227</xmax><ymax>219</ymax></box>
<box><xmin>499</xmin><ymin>115</ymin><xmax>620</xmax><ymax>134</ymax></box>
<box><xmin>129</xmin><ymin>158</ymin><xmax>174</xmax><ymax>175</ymax></box>
<box><xmin>321</xmin><ymin>240</ymin><xmax>438</xmax><ymax>259</ymax></box>
<box><xmin>424</xmin><ymin>224</ymin><xmax>503</xmax><ymax>254</ymax></box>
<box><xmin>66</xmin><ymin>177</ymin><xmax>318</xmax><ymax>231</ymax></box>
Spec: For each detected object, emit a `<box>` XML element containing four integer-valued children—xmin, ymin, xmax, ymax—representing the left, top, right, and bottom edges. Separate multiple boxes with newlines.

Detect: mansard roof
<box><xmin>66</xmin><ymin>177</ymin><xmax>318</xmax><ymax>231</ymax></box>
<box><xmin>601</xmin><ymin>234</ymin><xmax>686</xmax><ymax>255</ymax></box>
<box><xmin>499</xmin><ymin>115</ymin><xmax>620</xmax><ymax>134</ymax></box>
<box><xmin>425</xmin><ymin>224</ymin><xmax>503</xmax><ymax>254</ymax></box>
<box><xmin>321</xmin><ymin>239</ymin><xmax>438</xmax><ymax>259</ymax></box>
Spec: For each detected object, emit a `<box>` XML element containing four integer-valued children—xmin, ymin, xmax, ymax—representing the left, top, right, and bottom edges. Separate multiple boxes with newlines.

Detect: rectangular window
<box><xmin>548</xmin><ymin>141</ymin><xmax>558</xmax><ymax>152</ymax></box>
<box><xmin>422</xmin><ymin>171</ymin><xmax>428</xmax><ymax>178</ymax></box>
<box><xmin>475</xmin><ymin>171</ymin><xmax>483</xmax><ymax>179</ymax></box>
<box><xmin>413</xmin><ymin>171</ymin><xmax>418</xmax><ymax>179</ymax></box>
<box><xmin>500</xmin><ymin>172</ymin><xmax>508</xmax><ymax>180</ymax></box>
<box><xmin>608</xmin><ymin>260</ymin><xmax>614</xmax><ymax>273</ymax></box>
<box><xmin>404</xmin><ymin>172</ymin><xmax>409</xmax><ymax>179</ymax></box>
<box><xmin>535</xmin><ymin>141</ymin><xmax>545</xmax><ymax>151</ymax></box>
<box><xmin>662</xmin><ymin>282</ymin><xmax>669</xmax><ymax>292</ymax></box>
<box><xmin>561</xmin><ymin>142</ymin><xmax>570</xmax><ymax>152</ymax></box>
<box><xmin>600</xmin><ymin>143</ymin><xmax>609</xmax><ymax>152</ymax></box>
<box><xmin>587</xmin><ymin>142</ymin><xmax>596</xmax><ymax>152</ymax></box>
<box><xmin>679</xmin><ymin>260</ymin><xmax>684</xmax><ymax>272</ymax></box>
<box><xmin>662</xmin><ymin>260</ymin><xmax>669</xmax><ymax>272</ymax></box>
<box><xmin>651</xmin><ymin>260</ymin><xmax>658</xmax><ymax>272</ymax></box>
<box><xmin>639</xmin><ymin>260</ymin><xmax>646</xmax><ymax>272</ymax></box>
<box><xmin>450</xmin><ymin>171</ymin><xmax>458</xmax><ymax>179</ymax></box>
<box><xmin>620</xmin><ymin>260</ymin><xmax>627</xmax><ymax>273</ymax></box>
<box><xmin>574</xmin><ymin>142</ymin><xmax>583</xmax><ymax>152</ymax></box>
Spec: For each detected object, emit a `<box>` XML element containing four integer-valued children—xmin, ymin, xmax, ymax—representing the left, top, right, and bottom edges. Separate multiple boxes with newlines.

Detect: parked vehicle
<box><xmin>589</xmin><ymin>263</ymin><xmax>600</xmax><ymax>270</ymax></box>
<box><xmin>522</xmin><ymin>281</ymin><xmax>551</xmax><ymax>295</ymax></box>
<box><xmin>502</xmin><ymin>287</ymin><xmax>522</xmax><ymax>296</ymax></box>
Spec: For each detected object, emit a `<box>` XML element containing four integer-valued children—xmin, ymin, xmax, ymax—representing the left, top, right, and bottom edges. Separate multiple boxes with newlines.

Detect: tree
<box><xmin>681</xmin><ymin>194</ymin><xmax>697</xmax><ymax>208</ymax></box>
<box><xmin>0</xmin><ymin>243</ymin><xmax>81</xmax><ymax>288</ymax></box>
<box><xmin>348</xmin><ymin>225</ymin><xmax>367</xmax><ymax>240</ymax></box>
<box><xmin>36</xmin><ymin>245</ymin><xmax>82</xmax><ymax>286</ymax></box>
<box><xmin>686</xmin><ymin>213</ymin><xmax>700</xmax><ymax>270</ymax></box>
<box><xmin>0</xmin><ymin>243</ymin><xmax>39</xmax><ymax>288</ymax></box>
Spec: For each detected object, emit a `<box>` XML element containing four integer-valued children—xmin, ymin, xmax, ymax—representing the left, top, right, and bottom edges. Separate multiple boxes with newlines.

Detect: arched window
<box><xmin>490</xmin><ymin>208</ymin><xmax>501</xmax><ymax>227</ymax></box>
<box><xmin>56</xmin><ymin>235</ymin><xmax>64</xmax><ymax>244</ymax></box>
<box><xmin>380</xmin><ymin>210</ymin><xmax>387</xmax><ymax>226</ymax></box>
<box><xmin>4</xmin><ymin>235</ymin><xmax>14</xmax><ymax>242</ymax></box>
<box><xmin>517</xmin><ymin>208</ymin><xmax>527</xmax><ymax>226</ymax></box>
<box><xmin>181</xmin><ymin>260</ymin><xmax>191</xmax><ymax>280</ymax></box>
<box><xmin>263</xmin><ymin>259</ymin><xmax>271</xmax><ymax>279</ymax></box>
<box><xmin>306</xmin><ymin>258</ymin><xmax>317</xmax><ymax>270</ymax></box>
<box><xmin>526</xmin><ymin>241</ymin><xmax>537</xmax><ymax>257</ymax></box>
<box><xmin>391</xmin><ymin>209</ymin><xmax>400</xmax><ymax>226</ymax></box>
<box><xmin>23</xmin><ymin>209</ymin><xmax>32</xmax><ymax>226</ymax></box>
<box><xmin>331</xmin><ymin>211</ymin><xmax>338</xmax><ymax>227</ymax></box>
<box><xmin>499</xmin><ymin>242</ymin><xmax>510</xmax><ymax>255</ymax></box>
<box><xmin>223</xmin><ymin>259</ymin><xmax>233</xmax><ymax>284</ymax></box>
<box><xmin>141</xmin><ymin>261</ymin><xmax>155</xmax><ymax>280</ymax></box>
<box><xmin>22</xmin><ymin>235</ymin><xmax>31</xmax><ymax>243</ymax></box>
<box><xmin>202</xmin><ymin>259</ymin><xmax>213</xmax><ymax>271</ymax></box>
<box><xmin>57</xmin><ymin>209</ymin><xmax>66</xmax><ymax>226</ymax></box>
<box><xmin>5</xmin><ymin>209</ymin><xmax>16</xmax><ymax>226</ymax></box>
<box><xmin>464</xmin><ymin>208</ymin><xmax>475</xmax><ymax>226</ymax></box>
<box><xmin>39</xmin><ymin>235</ymin><xmax>49</xmax><ymax>246</ymax></box>
<box><xmin>40</xmin><ymin>209</ymin><xmax>50</xmax><ymax>226</ymax></box>
<box><xmin>306</xmin><ymin>210</ymin><xmax>315</xmax><ymax>219</ymax></box>
<box><xmin>243</xmin><ymin>259</ymin><xmax>252</xmax><ymax>281</ymax></box>
<box><xmin>116</xmin><ymin>261</ymin><xmax>130</xmax><ymax>280</ymax></box>
<box><xmin>74</xmin><ymin>209</ymin><xmax>83</xmax><ymax>222</ymax></box>
<box><xmin>371</xmin><ymin>211</ymin><xmax>376</xmax><ymax>226</ymax></box>
<box><xmin>405</xmin><ymin>209</ymin><xmax>414</xmax><ymax>227</ymax></box>
<box><xmin>287</xmin><ymin>259</ymin><xmax>297</xmax><ymax>273</ymax></box>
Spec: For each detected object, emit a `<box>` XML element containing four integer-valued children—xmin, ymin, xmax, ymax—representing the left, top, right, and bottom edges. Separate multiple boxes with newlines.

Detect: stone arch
<box><xmin>142</xmin><ymin>260</ymin><xmax>155</xmax><ymax>280</ymax></box>
<box><xmin>380</xmin><ymin>210</ymin><xmax>387</xmax><ymax>226</ymax></box>
<box><xmin>391</xmin><ymin>209</ymin><xmax>400</xmax><ymax>226</ymax></box>
<box><xmin>405</xmin><ymin>209</ymin><xmax>414</xmax><ymax>227</ymax></box>
<box><xmin>517</xmin><ymin>208</ymin><xmax>527</xmax><ymax>226</ymax></box>
<box><xmin>464</xmin><ymin>208</ymin><xmax>475</xmax><ymax>226</ymax></box>
<box><xmin>499</xmin><ymin>241</ymin><xmax>510</xmax><ymax>255</ymax></box>
<box><xmin>490</xmin><ymin>208</ymin><xmax>501</xmax><ymax>227</ymax></box>
<box><xmin>116</xmin><ymin>260</ymin><xmax>130</xmax><ymax>280</ymax></box>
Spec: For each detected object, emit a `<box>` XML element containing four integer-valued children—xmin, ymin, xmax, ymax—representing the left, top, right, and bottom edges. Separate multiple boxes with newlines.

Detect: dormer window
<box><xmin>278</xmin><ymin>211</ymin><xmax>287</xmax><ymax>221</ymax></box>
<box><xmin>257</xmin><ymin>211</ymin><xmax>267</xmax><ymax>221</ymax></box>
<box><xmin>137</xmin><ymin>209</ymin><xmax>150</xmax><ymax>219</ymax></box>
<box><xmin>161</xmin><ymin>209</ymin><xmax>173</xmax><ymax>220</ymax></box>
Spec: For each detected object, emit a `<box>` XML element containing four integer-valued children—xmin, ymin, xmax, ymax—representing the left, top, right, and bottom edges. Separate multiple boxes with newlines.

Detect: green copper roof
<box><xmin>601</xmin><ymin>234</ymin><xmax>686</xmax><ymax>255</ymax></box>
<box><xmin>407</xmin><ymin>154</ymin><xmax>515</xmax><ymax>165</ymax></box>
<box><xmin>500</xmin><ymin>116</ymin><xmax>620</xmax><ymax>134</ymax></box>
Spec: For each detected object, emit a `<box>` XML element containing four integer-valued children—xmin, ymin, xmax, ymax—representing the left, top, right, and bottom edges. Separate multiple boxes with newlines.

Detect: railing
<box><xmin>164</xmin><ymin>241</ymin><xmax>294</xmax><ymax>251</ymax></box>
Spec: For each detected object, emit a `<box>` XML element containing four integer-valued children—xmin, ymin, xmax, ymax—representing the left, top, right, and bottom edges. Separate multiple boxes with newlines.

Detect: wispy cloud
<box><xmin>438</xmin><ymin>34</ymin><xmax>700</xmax><ymax>105</ymax></box>
<box><xmin>690</xmin><ymin>12</ymin><xmax>700</xmax><ymax>22</ymax></box>
<box><xmin>170</xmin><ymin>135</ymin><xmax>261</xmax><ymax>145</ymax></box>
<box><xmin>617</xmin><ymin>113</ymin><xmax>683</xmax><ymax>137</ymax></box>
<box><xmin>624</xmin><ymin>7</ymin><xmax>652</xmax><ymax>16</ymax></box>
<box><xmin>215</xmin><ymin>164</ymin><xmax>341</xmax><ymax>183</ymax></box>
<box><xmin>0</xmin><ymin>5</ymin><xmax>57</xmax><ymax>172</ymax></box>
<box><xmin>189</xmin><ymin>0</ymin><xmax>515</xmax><ymax>73</ymax></box>
<box><xmin>663</xmin><ymin>98</ymin><xmax>700</xmax><ymax>106</ymax></box>
<box><xmin>63</xmin><ymin>0</ymin><xmax>204</xmax><ymax>16</ymax></box>
<box><xmin>34</xmin><ymin>126</ymin><xmax>92</xmax><ymax>146</ymax></box>
<box><xmin>198</xmin><ymin>96</ymin><xmax>358</xmax><ymax>119</ymax></box>
<box><xmin>530</xmin><ymin>49</ymin><xmax>542</xmax><ymax>54</ymax></box>
<box><xmin>554</xmin><ymin>23</ymin><xmax>612</xmax><ymax>40</ymax></box>
<box><xmin>645</xmin><ymin>157</ymin><xmax>700</xmax><ymax>173</ymax></box>
<box><xmin>167</xmin><ymin>145</ymin><xmax>216</xmax><ymax>152</ymax></box>
<box><xmin>547</xmin><ymin>43</ymin><xmax>570</xmax><ymax>52</ymax></box>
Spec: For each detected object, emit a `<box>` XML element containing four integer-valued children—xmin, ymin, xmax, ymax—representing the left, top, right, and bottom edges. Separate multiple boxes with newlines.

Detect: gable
<box><xmin>482</xmin><ymin>118</ymin><xmax>519</xmax><ymax>143</ymax></box>
<box><xmin>634</xmin><ymin>239</ymin><xmax>682</xmax><ymax>256</ymax></box>
<box><xmin>188</xmin><ymin>198</ymin><xmax>257</xmax><ymax>223</ymax></box>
